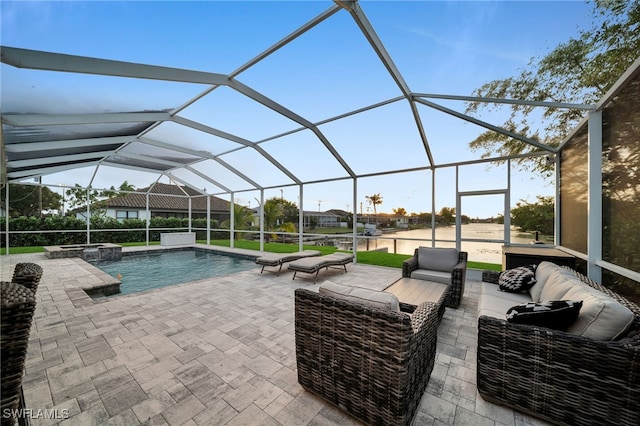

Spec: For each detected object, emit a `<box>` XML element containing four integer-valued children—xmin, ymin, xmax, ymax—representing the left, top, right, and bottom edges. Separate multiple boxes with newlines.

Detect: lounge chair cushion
<box><xmin>319</xmin><ymin>281</ymin><xmax>400</xmax><ymax>312</ymax></box>
<box><xmin>417</xmin><ymin>247</ymin><xmax>459</xmax><ymax>272</ymax></box>
<box><xmin>256</xmin><ymin>250</ymin><xmax>320</xmax><ymax>266</ymax></box>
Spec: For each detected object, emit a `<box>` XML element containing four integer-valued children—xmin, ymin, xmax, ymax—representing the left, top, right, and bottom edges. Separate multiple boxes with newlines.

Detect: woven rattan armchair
<box><xmin>12</xmin><ymin>263</ymin><xmax>43</xmax><ymax>294</ymax></box>
<box><xmin>1</xmin><ymin>282</ymin><xmax>37</xmax><ymax>426</ymax></box>
<box><xmin>402</xmin><ymin>247</ymin><xmax>467</xmax><ymax>308</ymax></box>
<box><xmin>477</xmin><ymin>269</ymin><xmax>640</xmax><ymax>426</ymax></box>
<box><xmin>294</xmin><ymin>288</ymin><xmax>440</xmax><ymax>426</ymax></box>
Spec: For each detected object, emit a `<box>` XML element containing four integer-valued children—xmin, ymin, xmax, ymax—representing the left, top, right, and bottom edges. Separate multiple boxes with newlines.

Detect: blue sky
<box><xmin>1</xmin><ymin>1</ymin><xmax>594</xmax><ymax>218</ymax></box>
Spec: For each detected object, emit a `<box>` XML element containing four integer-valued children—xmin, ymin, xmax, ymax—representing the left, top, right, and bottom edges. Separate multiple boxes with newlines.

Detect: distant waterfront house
<box><xmin>76</xmin><ymin>183</ymin><xmax>231</xmax><ymax>222</ymax></box>
<box><xmin>391</xmin><ymin>214</ymin><xmax>409</xmax><ymax>229</ymax></box>
<box><xmin>325</xmin><ymin>209</ymin><xmax>351</xmax><ymax>224</ymax></box>
<box><xmin>303</xmin><ymin>210</ymin><xmax>342</xmax><ymax>228</ymax></box>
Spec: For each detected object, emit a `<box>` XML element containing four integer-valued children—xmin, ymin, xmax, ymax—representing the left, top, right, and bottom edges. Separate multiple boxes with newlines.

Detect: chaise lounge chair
<box><xmin>255</xmin><ymin>250</ymin><xmax>321</xmax><ymax>275</ymax></box>
<box><xmin>288</xmin><ymin>252</ymin><xmax>354</xmax><ymax>283</ymax></box>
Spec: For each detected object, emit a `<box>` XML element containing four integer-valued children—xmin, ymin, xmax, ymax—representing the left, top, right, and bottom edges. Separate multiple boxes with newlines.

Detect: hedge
<box><xmin>0</xmin><ymin>216</ymin><xmax>228</xmax><ymax>247</ymax></box>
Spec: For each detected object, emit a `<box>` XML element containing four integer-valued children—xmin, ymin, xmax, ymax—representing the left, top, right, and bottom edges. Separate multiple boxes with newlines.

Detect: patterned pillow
<box><xmin>506</xmin><ymin>300</ymin><xmax>583</xmax><ymax>330</ymax></box>
<box><xmin>499</xmin><ymin>265</ymin><xmax>537</xmax><ymax>293</ymax></box>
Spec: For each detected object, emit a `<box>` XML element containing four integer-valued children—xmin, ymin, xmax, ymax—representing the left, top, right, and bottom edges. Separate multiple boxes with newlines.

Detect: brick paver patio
<box><xmin>1</xmin><ymin>246</ymin><xmax>550</xmax><ymax>425</ymax></box>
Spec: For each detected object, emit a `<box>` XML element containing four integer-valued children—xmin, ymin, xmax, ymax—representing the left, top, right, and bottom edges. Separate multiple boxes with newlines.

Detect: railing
<box><xmin>3</xmin><ymin>226</ymin><xmax>509</xmax><ymax>264</ymax></box>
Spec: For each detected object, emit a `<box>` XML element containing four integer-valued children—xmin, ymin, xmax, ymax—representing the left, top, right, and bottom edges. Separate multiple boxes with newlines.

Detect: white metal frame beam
<box><xmin>7</xmin><ymin>160</ymin><xmax>102</xmax><ymax>179</ymax></box>
<box><xmin>587</xmin><ymin>111</ymin><xmax>603</xmax><ymax>282</ymax></box>
<box><xmin>1</xmin><ymin>46</ymin><xmax>230</xmax><ymax>86</ymax></box>
<box><xmin>336</xmin><ymin>0</ymin><xmax>435</xmax><ymax>167</ymax></box>
<box><xmin>228</xmin><ymin>79</ymin><xmax>356</xmax><ymax>178</ymax></box>
<box><xmin>3</xmin><ymin>136</ymin><xmax>133</xmax><ymax>152</ymax></box>
<box><xmin>7</xmin><ymin>150</ymin><xmax>117</xmax><ymax>168</ymax></box>
<box><xmin>137</xmin><ymin>137</ymin><xmax>262</xmax><ymax>190</ymax></box>
<box><xmin>415</xmin><ymin>93</ymin><xmax>596</xmax><ymax>111</ymax></box>
<box><xmin>173</xmin><ymin>115</ymin><xmax>303</xmax><ymax>185</ymax></box>
<box><xmin>415</xmin><ymin>97</ymin><xmax>557</xmax><ymax>153</ymax></box>
<box><xmin>2</xmin><ymin>112</ymin><xmax>172</xmax><ymax>127</ymax></box>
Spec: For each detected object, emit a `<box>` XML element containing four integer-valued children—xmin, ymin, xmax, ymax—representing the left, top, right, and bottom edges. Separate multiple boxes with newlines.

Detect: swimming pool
<box><xmin>93</xmin><ymin>249</ymin><xmax>256</xmax><ymax>295</ymax></box>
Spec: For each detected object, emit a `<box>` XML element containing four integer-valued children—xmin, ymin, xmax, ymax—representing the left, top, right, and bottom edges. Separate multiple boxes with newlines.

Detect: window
<box><xmin>116</xmin><ymin>210</ymin><xmax>139</xmax><ymax>221</ymax></box>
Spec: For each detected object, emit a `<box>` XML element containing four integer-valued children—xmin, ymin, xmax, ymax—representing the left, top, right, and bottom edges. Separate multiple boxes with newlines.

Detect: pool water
<box><xmin>94</xmin><ymin>250</ymin><xmax>255</xmax><ymax>295</ymax></box>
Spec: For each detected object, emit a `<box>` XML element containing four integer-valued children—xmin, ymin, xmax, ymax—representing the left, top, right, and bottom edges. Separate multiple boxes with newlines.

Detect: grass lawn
<box><xmin>1</xmin><ymin>240</ymin><xmax>501</xmax><ymax>271</ymax></box>
<box><xmin>0</xmin><ymin>246</ymin><xmax>46</xmax><ymax>255</ymax></box>
<box><xmin>206</xmin><ymin>240</ymin><xmax>501</xmax><ymax>271</ymax></box>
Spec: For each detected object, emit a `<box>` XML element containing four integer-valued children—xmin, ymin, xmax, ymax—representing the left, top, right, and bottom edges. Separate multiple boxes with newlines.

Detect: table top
<box><xmin>501</xmin><ymin>245</ymin><xmax>574</xmax><ymax>258</ymax></box>
<box><xmin>384</xmin><ymin>277</ymin><xmax>449</xmax><ymax>308</ymax></box>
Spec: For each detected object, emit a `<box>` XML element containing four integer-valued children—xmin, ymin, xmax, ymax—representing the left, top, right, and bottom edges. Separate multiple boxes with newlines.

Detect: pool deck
<box><xmin>1</xmin><ymin>245</ymin><xmax>551</xmax><ymax>425</ymax></box>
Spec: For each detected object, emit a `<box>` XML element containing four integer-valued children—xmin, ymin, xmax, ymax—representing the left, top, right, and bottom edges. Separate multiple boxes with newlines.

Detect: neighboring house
<box><xmin>76</xmin><ymin>183</ymin><xmax>231</xmax><ymax>222</ymax></box>
<box><xmin>361</xmin><ymin>213</ymin><xmax>408</xmax><ymax>228</ymax></box>
<box><xmin>390</xmin><ymin>214</ymin><xmax>409</xmax><ymax>229</ymax></box>
<box><xmin>325</xmin><ymin>209</ymin><xmax>350</xmax><ymax>227</ymax></box>
<box><xmin>303</xmin><ymin>210</ymin><xmax>341</xmax><ymax>228</ymax></box>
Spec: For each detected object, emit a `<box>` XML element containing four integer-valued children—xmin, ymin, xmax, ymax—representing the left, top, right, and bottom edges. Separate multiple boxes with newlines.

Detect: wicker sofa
<box><xmin>402</xmin><ymin>247</ymin><xmax>467</xmax><ymax>308</ymax></box>
<box><xmin>477</xmin><ymin>262</ymin><xmax>640</xmax><ymax>426</ymax></box>
<box><xmin>294</xmin><ymin>284</ymin><xmax>441</xmax><ymax>426</ymax></box>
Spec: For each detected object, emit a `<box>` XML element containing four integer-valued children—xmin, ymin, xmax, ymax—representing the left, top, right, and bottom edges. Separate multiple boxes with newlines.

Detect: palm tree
<box><xmin>222</xmin><ymin>203</ymin><xmax>255</xmax><ymax>240</ymax></box>
<box><xmin>261</xmin><ymin>198</ymin><xmax>283</xmax><ymax>242</ymax></box>
<box><xmin>365</xmin><ymin>193</ymin><xmax>383</xmax><ymax>216</ymax></box>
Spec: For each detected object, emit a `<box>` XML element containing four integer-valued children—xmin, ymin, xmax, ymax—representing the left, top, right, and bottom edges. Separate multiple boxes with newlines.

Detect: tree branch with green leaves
<box><xmin>465</xmin><ymin>0</ymin><xmax>639</xmax><ymax>176</ymax></box>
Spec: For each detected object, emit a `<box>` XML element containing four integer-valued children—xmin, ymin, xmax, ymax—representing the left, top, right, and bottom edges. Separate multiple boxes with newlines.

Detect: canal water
<box><xmin>356</xmin><ymin>223</ymin><xmax>544</xmax><ymax>264</ymax></box>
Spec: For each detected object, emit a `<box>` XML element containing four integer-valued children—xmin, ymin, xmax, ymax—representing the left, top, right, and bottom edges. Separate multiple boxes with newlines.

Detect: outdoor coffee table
<box><xmin>384</xmin><ymin>277</ymin><xmax>450</xmax><ymax>318</ymax></box>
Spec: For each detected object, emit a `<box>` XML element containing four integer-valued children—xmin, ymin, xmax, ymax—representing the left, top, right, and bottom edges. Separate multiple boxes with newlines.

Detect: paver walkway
<box><xmin>1</xmin><ymin>247</ymin><xmax>550</xmax><ymax>425</ymax></box>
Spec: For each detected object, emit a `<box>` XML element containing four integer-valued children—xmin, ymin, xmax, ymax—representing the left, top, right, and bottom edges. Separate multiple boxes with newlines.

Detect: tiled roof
<box><xmin>106</xmin><ymin>183</ymin><xmax>230</xmax><ymax>212</ymax></box>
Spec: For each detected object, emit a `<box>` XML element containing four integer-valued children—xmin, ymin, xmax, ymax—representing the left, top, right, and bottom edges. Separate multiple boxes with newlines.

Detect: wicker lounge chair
<box><xmin>255</xmin><ymin>250</ymin><xmax>321</xmax><ymax>275</ymax></box>
<box><xmin>288</xmin><ymin>253</ymin><xmax>354</xmax><ymax>282</ymax></box>
<box><xmin>295</xmin><ymin>287</ymin><xmax>440</xmax><ymax>425</ymax></box>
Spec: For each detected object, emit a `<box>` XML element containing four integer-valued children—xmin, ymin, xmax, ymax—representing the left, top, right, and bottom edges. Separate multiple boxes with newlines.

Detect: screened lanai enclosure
<box><xmin>1</xmin><ymin>1</ymin><xmax>639</xmax><ymax>299</ymax></box>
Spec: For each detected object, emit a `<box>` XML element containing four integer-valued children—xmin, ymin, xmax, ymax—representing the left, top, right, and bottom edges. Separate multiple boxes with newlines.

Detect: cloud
<box><xmin>1</xmin><ymin>1</ymin><xmax>54</xmax><ymax>43</ymax></box>
<box><xmin>407</xmin><ymin>25</ymin><xmax>530</xmax><ymax>64</ymax></box>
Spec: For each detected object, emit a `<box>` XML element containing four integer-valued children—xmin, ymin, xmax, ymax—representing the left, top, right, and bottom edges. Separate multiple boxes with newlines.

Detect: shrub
<box><xmin>0</xmin><ymin>215</ymin><xmax>221</xmax><ymax>247</ymax></box>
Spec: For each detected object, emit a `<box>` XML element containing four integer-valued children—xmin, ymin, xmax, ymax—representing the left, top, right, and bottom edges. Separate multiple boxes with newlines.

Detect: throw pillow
<box><xmin>499</xmin><ymin>265</ymin><xmax>537</xmax><ymax>293</ymax></box>
<box><xmin>506</xmin><ymin>300</ymin><xmax>583</xmax><ymax>330</ymax></box>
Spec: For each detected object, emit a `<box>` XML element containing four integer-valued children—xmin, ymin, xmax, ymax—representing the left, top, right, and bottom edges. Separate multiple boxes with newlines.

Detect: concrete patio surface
<box><xmin>1</xmin><ymin>246</ymin><xmax>551</xmax><ymax>425</ymax></box>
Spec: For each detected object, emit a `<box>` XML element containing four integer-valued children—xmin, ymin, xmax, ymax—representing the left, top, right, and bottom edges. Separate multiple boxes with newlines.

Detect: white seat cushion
<box><xmin>530</xmin><ymin>261</ymin><xmax>560</xmax><ymax>301</ymax></box>
<box><xmin>410</xmin><ymin>269</ymin><xmax>451</xmax><ymax>285</ymax></box>
<box><xmin>319</xmin><ymin>281</ymin><xmax>400</xmax><ymax>312</ymax></box>
<box><xmin>478</xmin><ymin>282</ymin><xmax>532</xmax><ymax>319</ymax></box>
<box><xmin>539</xmin><ymin>270</ymin><xmax>582</xmax><ymax>302</ymax></box>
